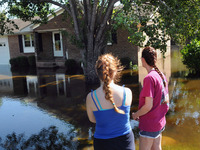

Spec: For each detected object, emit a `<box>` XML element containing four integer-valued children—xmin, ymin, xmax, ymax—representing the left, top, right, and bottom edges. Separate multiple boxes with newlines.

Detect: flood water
<box><xmin>0</xmin><ymin>46</ymin><xmax>200</xmax><ymax>150</ymax></box>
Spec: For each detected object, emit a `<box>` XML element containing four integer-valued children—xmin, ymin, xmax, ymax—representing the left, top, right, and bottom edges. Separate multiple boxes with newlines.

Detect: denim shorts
<box><xmin>139</xmin><ymin>127</ymin><xmax>165</xmax><ymax>139</ymax></box>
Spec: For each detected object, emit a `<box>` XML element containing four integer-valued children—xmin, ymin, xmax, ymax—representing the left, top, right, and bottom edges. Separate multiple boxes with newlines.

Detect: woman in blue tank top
<box><xmin>86</xmin><ymin>53</ymin><xmax>135</xmax><ymax>150</ymax></box>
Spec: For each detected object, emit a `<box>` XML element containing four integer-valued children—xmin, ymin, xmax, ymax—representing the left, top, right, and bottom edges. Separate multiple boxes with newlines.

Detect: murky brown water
<box><xmin>0</xmin><ymin>46</ymin><xmax>200</xmax><ymax>149</ymax></box>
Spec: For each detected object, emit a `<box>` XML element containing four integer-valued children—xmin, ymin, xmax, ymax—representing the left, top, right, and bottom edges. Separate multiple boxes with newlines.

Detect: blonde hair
<box><xmin>95</xmin><ymin>53</ymin><xmax>125</xmax><ymax>114</ymax></box>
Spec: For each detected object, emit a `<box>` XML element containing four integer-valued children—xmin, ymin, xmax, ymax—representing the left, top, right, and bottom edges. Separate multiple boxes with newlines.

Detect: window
<box><xmin>52</xmin><ymin>32</ymin><xmax>63</xmax><ymax>57</ymax></box>
<box><xmin>21</xmin><ymin>34</ymin><xmax>35</xmax><ymax>53</ymax></box>
<box><xmin>23</xmin><ymin>34</ymin><xmax>34</xmax><ymax>47</ymax></box>
<box><xmin>107</xmin><ymin>30</ymin><xmax>117</xmax><ymax>45</ymax></box>
<box><xmin>0</xmin><ymin>42</ymin><xmax>6</xmax><ymax>47</ymax></box>
<box><xmin>54</xmin><ymin>33</ymin><xmax>61</xmax><ymax>51</ymax></box>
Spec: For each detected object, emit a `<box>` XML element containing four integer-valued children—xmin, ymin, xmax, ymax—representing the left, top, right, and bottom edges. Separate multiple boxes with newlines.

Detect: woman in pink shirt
<box><xmin>132</xmin><ymin>47</ymin><xmax>169</xmax><ymax>150</ymax></box>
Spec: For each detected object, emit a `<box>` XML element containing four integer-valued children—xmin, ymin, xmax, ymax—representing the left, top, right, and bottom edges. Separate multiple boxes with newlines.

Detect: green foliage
<box><xmin>116</xmin><ymin>0</ymin><xmax>200</xmax><ymax>54</ymax></box>
<box><xmin>28</xmin><ymin>55</ymin><xmax>36</xmax><ymax>67</ymax></box>
<box><xmin>9</xmin><ymin>56</ymin><xmax>29</xmax><ymax>68</ymax></box>
<box><xmin>120</xmin><ymin>57</ymin><xmax>137</xmax><ymax>70</ymax></box>
<box><xmin>10</xmin><ymin>55</ymin><xmax>36</xmax><ymax>68</ymax></box>
<box><xmin>180</xmin><ymin>39</ymin><xmax>200</xmax><ymax>75</ymax></box>
<box><xmin>65</xmin><ymin>59</ymin><xmax>79</xmax><ymax>75</ymax></box>
<box><xmin>130</xmin><ymin>62</ymin><xmax>138</xmax><ymax>71</ymax></box>
<box><xmin>0</xmin><ymin>11</ymin><xmax>19</xmax><ymax>35</ymax></box>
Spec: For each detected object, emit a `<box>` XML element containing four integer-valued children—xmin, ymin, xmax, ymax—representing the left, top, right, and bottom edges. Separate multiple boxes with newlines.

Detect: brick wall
<box><xmin>106</xmin><ymin>29</ymin><xmax>139</xmax><ymax>64</ymax></box>
<box><xmin>8</xmin><ymin>35</ymin><xmax>34</xmax><ymax>59</ymax></box>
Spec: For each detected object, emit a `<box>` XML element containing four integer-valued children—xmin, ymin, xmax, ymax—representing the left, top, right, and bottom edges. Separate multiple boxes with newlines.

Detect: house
<box><xmin>1</xmin><ymin>8</ymin><xmax>170</xmax><ymax>69</ymax></box>
<box><xmin>0</xmin><ymin>18</ymin><xmax>35</xmax><ymax>65</ymax></box>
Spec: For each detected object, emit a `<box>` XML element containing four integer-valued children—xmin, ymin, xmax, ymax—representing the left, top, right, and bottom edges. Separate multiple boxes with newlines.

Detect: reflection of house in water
<box><xmin>0</xmin><ymin>65</ymin><xmax>13</xmax><ymax>94</ymax></box>
<box><xmin>26</xmin><ymin>76</ymin><xmax>38</xmax><ymax>97</ymax></box>
<box><xmin>56</xmin><ymin>74</ymin><xmax>66</xmax><ymax>96</ymax></box>
<box><xmin>12</xmin><ymin>75</ymin><xmax>38</xmax><ymax>96</ymax></box>
<box><xmin>0</xmin><ymin>65</ymin><xmax>38</xmax><ymax>96</ymax></box>
<box><xmin>37</xmin><ymin>69</ymin><xmax>86</xmax><ymax>106</ymax></box>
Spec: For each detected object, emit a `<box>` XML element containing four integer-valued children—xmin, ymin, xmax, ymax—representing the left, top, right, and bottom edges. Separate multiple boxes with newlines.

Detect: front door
<box><xmin>52</xmin><ymin>32</ymin><xmax>63</xmax><ymax>57</ymax></box>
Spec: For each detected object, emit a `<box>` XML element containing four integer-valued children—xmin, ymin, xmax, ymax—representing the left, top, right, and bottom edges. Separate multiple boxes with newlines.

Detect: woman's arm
<box><xmin>86</xmin><ymin>93</ymin><xmax>96</xmax><ymax>123</ymax></box>
<box><xmin>132</xmin><ymin>97</ymin><xmax>153</xmax><ymax>120</ymax></box>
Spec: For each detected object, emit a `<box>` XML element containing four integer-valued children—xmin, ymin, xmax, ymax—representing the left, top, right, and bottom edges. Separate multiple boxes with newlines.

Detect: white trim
<box><xmin>26</xmin><ymin>76</ymin><xmax>38</xmax><ymax>95</ymax></box>
<box><xmin>52</xmin><ymin>31</ymin><xmax>63</xmax><ymax>57</ymax></box>
<box><xmin>35</xmin><ymin>28</ymin><xmax>67</xmax><ymax>33</ymax></box>
<box><xmin>56</xmin><ymin>73</ymin><xmax>66</xmax><ymax>96</ymax></box>
<box><xmin>22</xmin><ymin>33</ymin><xmax>35</xmax><ymax>53</ymax></box>
<box><xmin>20</xmin><ymin>24</ymin><xmax>34</xmax><ymax>32</ymax></box>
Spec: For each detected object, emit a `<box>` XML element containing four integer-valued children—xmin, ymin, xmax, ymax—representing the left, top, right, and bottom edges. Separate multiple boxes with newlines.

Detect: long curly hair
<box><xmin>142</xmin><ymin>47</ymin><xmax>166</xmax><ymax>87</ymax></box>
<box><xmin>95</xmin><ymin>53</ymin><xmax>125</xmax><ymax>114</ymax></box>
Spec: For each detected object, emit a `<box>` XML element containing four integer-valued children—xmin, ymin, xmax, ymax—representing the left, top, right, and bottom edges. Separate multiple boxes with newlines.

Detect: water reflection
<box><xmin>0</xmin><ymin>126</ymin><xmax>78</xmax><ymax>150</ymax></box>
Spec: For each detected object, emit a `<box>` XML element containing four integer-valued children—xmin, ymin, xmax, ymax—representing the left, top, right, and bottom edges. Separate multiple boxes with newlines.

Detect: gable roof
<box><xmin>9</xmin><ymin>19</ymin><xmax>33</xmax><ymax>33</ymax></box>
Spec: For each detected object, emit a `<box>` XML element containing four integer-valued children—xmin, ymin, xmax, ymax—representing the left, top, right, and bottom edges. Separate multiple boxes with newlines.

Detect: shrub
<box><xmin>180</xmin><ymin>39</ymin><xmax>200</xmax><ymax>75</ymax></box>
<box><xmin>120</xmin><ymin>57</ymin><xmax>137</xmax><ymax>70</ymax></box>
<box><xmin>28</xmin><ymin>55</ymin><xmax>36</xmax><ymax>67</ymax></box>
<box><xmin>9</xmin><ymin>56</ymin><xmax>29</xmax><ymax>68</ymax></box>
<box><xmin>65</xmin><ymin>59</ymin><xmax>78</xmax><ymax>75</ymax></box>
<box><xmin>9</xmin><ymin>57</ymin><xmax>18</xmax><ymax>68</ymax></box>
<box><xmin>120</xmin><ymin>57</ymin><xmax>132</xmax><ymax>69</ymax></box>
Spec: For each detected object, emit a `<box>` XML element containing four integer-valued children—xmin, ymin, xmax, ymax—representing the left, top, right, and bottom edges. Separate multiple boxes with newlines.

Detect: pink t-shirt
<box><xmin>139</xmin><ymin>70</ymin><xmax>169</xmax><ymax>132</ymax></box>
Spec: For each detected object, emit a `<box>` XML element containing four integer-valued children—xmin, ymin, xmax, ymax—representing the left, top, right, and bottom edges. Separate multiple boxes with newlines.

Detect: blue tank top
<box><xmin>91</xmin><ymin>86</ymin><xmax>132</xmax><ymax>139</ymax></box>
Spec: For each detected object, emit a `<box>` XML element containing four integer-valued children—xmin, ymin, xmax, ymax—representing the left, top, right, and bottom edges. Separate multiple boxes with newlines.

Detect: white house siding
<box><xmin>0</xmin><ymin>64</ymin><xmax>13</xmax><ymax>93</ymax></box>
<box><xmin>0</xmin><ymin>36</ymin><xmax>10</xmax><ymax>65</ymax></box>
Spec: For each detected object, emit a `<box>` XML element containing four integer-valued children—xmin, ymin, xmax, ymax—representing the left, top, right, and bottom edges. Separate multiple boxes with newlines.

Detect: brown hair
<box><xmin>142</xmin><ymin>47</ymin><xmax>166</xmax><ymax>87</ymax></box>
<box><xmin>95</xmin><ymin>53</ymin><xmax>125</xmax><ymax>114</ymax></box>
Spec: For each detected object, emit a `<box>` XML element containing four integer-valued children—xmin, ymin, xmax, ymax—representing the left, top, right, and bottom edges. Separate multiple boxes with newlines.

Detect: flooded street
<box><xmin>0</xmin><ymin>47</ymin><xmax>200</xmax><ymax>149</ymax></box>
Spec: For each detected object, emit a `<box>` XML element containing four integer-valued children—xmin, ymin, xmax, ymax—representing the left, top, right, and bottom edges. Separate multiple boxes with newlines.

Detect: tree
<box><xmin>1</xmin><ymin>0</ymin><xmax>200</xmax><ymax>83</ymax></box>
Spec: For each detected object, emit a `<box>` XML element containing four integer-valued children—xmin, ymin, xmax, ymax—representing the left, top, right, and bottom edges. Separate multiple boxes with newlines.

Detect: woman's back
<box><xmin>90</xmin><ymin>84</ymin><xmax>132</xmax><ymax>139</ymax></box>
<box><xmin>91</xmin><ymin>83</ymin><xmax>132</xmax><ymax>111</ymax></box>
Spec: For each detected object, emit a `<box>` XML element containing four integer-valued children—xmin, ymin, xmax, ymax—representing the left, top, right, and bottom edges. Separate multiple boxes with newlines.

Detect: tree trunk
<box><xmin>84</xmin><ymin>46</ymin><xmax>99</xmax><ymax>85</ymax></box>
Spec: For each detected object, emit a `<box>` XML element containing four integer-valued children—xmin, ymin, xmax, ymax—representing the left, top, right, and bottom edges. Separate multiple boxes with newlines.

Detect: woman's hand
<box><xmin>132</xmin><ymin>112</ymin><xmax>139</xmax><ymax>120</ymax></box>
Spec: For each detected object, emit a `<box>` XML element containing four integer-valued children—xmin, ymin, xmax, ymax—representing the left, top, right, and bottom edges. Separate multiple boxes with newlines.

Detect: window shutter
<box><xmin>112</xmin><ymin>30</ymin><xmax>117</xmax><ymax>44</ymax></box>
<box><xmin>18</xmin><ymin>35</ymin><xmax>24</xmax><ymax>53</ymax></box>
<box><xmin>38</xmin><ymin>33</ymin><xmax>43</xmax><ymax>52</ymax></box>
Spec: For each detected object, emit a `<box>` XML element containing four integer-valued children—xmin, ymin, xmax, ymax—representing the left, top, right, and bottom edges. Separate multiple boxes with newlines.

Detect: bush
<box><xmin>9</xmin><ymin>56</ymin><xmax>29</xmax><ymax>68</ymax></box>
<box><xmin>28</xmin><ymin>55</ymin><xmax>36</xmax><ymax>67</ymax></box>
<box><xmin>9</xmin><ymin>58</ymin><xmax>18</xmax><ymax>68</ymax></box>
<box><xmin>120</xmin><ymin>57</ymin><xmax>132</xmax><ymax>69</ymax></box>
<box><xmin>65</xmin><ymin>59</ymin><xmax>78</xmax><ymax>75</ymax></box>
<box><xmin>180</xmin><ymin>39</ymin><xmax>200</xmax><ymax>75</ymax></box>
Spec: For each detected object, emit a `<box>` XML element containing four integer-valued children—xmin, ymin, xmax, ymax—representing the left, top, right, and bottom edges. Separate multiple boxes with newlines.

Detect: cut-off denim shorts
<box><xmin>139</xmin><ymin>127</ymin><xmax>165</xmax><ymax>139</ymax></box>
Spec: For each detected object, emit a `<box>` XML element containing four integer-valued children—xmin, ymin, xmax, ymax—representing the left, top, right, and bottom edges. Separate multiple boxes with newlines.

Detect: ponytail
<box><xmin>153</xmin><ymin>65</ymin><xmax>166</xmax><ymax>87</ymax></box>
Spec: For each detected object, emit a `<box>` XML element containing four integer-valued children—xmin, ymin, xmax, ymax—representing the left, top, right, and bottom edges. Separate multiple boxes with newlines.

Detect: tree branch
<box><xmin>86</xmin><ymin>0</ymin><xmax>92</xmax><ymax>27</ymax></box>
<box><xmin>68</xmin><ymin>0</ymin><xmax>81</xmax><ymax>41</ymax></box>
<box><xmin>31</xmin><ymin>0</ymin><xmax>72</xmax><ymax>16</ymax></box>
<box><xmin>96</xmin><ymin>0</ymin><xmax>119</xmax><ymax>42</ymax></box>
<box><xmin>90</xmin><ymin>0</ymin><xmax>98</xmax><ymax>32</ymax></box>
<box><xmin>97</xmin><ymin>0</ymin><xmax>106</xmax><ymax>24</ymax></box>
